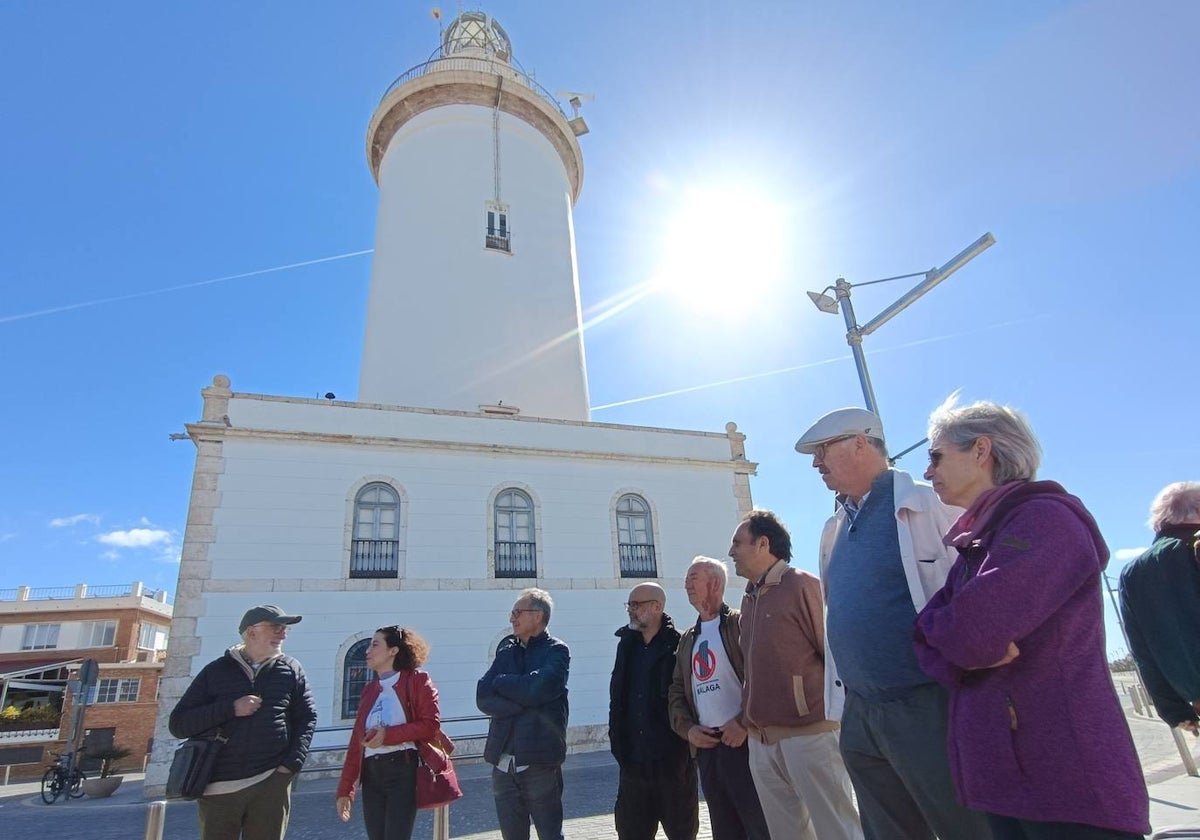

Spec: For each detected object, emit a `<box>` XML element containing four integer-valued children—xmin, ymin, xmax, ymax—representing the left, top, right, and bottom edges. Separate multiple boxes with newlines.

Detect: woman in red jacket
<box><xmin>336</xmin><ymin>626</ymin><xmax>440</xmax><ymax>840</ymax></box>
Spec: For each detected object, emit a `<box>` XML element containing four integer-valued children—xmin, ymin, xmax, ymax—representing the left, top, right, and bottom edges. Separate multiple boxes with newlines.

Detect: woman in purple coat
<box><xmin>913</xmin><ymin>397</ymin><xmax>1149</xmax><ymax>840</ymax></box>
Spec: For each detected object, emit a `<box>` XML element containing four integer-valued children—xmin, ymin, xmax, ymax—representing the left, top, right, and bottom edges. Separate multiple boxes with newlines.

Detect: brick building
<box><xmin>0</xmin><ymin>582</ymin><xmax>171</xmax><ymax>779</ymax></box>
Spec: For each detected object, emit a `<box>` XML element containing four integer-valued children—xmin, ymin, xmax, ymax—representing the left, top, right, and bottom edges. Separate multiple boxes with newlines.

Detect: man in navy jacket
<box><xmin>477</xmin><ymin>588</ymin><xmax>570</xmax><ymax>840</ymax></box>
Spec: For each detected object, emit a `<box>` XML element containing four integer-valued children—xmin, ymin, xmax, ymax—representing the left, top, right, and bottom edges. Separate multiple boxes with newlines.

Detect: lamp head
<box><xmin>807</xmin><ymin>290</ymin><xmax>840</xmax><ymax>315</ymax></box>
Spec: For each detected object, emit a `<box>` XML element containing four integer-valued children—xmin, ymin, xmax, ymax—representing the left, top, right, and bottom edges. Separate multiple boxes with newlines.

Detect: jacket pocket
<box><xmin>792</xmin><ymin>675</ymin><xmax>809</xmax><ymax>717</ymax></box>
<box><xmin>1005</xmin><ymin>692</ymin><xmax>1026</xmax><ymax>777</ymax></box>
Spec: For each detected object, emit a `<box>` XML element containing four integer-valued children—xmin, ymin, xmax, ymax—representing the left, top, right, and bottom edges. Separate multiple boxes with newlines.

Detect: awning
<box><xmin>0</xmin><ymin>658</ymin><xmax>82</xmax><ymax>680</ymax></box>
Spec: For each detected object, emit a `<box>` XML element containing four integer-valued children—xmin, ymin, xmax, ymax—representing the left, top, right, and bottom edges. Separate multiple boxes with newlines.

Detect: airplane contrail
<box><xmin>0</xmin><ymin>248</ymin><xmax>374</xmax><ymax>325</ymax></box>
<box><xmin>590</xmin><ymin>316</ymin><xmax>1048</xmax><ymax>411</ymax></box>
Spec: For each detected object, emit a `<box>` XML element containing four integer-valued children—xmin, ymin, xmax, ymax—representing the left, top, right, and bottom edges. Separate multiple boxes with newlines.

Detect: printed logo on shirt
<box><xmin>692</xmin><ymin>640</ymin><xmax>718</xmax><ymax>682</ymax></box>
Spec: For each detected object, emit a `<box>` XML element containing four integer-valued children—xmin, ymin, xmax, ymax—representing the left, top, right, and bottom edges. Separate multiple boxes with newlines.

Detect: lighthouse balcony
<box><xmin>381</xmin><ymin>54</ymin><xmax>566</xmax><ymax>119</ymax></box>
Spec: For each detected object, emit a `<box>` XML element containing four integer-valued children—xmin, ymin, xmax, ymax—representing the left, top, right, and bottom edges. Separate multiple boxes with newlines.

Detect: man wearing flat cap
<box><xmin>170</xmin><ymin>605</ymin><xmax>318</xmax><ymax>840</ymax></box>
<box><xmin>795</xmin><ymin>408</ymin><xmax>989</xmax><ymax>840</ymax></box>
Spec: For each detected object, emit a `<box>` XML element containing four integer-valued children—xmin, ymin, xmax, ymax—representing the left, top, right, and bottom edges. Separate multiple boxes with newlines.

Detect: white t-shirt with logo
<box><xmin>364</xmin><ymin>672</ymin><xmax>416</xmax><ymax>756</ymax></box>
<box><xmin>691</xmin><ymin>617</ymin><xmax>743</xmax><ymax>727</ymax></box>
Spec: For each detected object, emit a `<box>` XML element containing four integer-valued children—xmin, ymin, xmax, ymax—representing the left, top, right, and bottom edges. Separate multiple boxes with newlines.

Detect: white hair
<box><xmin>518</xmin><ymin>587</ymin><xmax>554</xmax><ymax>626</ymax></box>
<box><xmin>689</xmin><ymin>556</ymin><xmax>728</xmax><ymax>588</ymax></box>
<box><xmin>928</xmin><ymin>392</ymin><xmax>1041</xmax><ymax>483</ymax></box>
<box><xmin>1148</xmin><ymin>482</ymin><xmax>1200</xmax><ymax>532</ymax></box>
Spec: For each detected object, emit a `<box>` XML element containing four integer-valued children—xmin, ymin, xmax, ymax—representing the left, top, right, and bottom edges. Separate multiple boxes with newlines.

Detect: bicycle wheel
<box><xmin>40</xmin><ymin>768</ymin><xmax>63</xmax><ymax>804</ymax></box>
<box><xmin>68</xmin><ymin>768</ymin><xmax>87</xmax><ymax>798</ymax></box>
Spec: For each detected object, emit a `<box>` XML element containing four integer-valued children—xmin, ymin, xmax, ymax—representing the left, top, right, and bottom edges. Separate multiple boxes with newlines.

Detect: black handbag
<box><xmin>165</xmin><ymin>730</ymin><xmax>228</xmax><ymax>800</ymax></box>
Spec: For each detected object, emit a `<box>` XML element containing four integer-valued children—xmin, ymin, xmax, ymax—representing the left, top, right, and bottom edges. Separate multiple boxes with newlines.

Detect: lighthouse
<box><xmin>147</xmin><ymin>12</ymin><xmax>756</xmax><ymax>796</ymax></box>
<box><xmin>358</xmin><ymin>12</ymin><xmax>592</xmax><ymax>420</ymax></box>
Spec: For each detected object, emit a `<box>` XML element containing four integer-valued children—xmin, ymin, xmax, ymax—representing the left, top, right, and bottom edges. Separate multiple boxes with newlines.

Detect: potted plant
<box><xmin>81</xmin><ymin>746</ymin><xmax>132</xmax><ymax>798</ymax></box>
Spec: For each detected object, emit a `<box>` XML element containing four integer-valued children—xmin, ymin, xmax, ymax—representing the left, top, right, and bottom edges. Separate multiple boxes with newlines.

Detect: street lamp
<box><xmin>807</xmin><ymin>232</ymin><xmax>996</xmax><ymax>421</ymax></box>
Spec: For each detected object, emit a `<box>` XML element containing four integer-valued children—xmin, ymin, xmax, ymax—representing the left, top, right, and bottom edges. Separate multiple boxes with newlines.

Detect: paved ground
<box><xmin>4</xmin><ymin>687</ymin><xmax>1200</xmax><ymax>839</ymax></box>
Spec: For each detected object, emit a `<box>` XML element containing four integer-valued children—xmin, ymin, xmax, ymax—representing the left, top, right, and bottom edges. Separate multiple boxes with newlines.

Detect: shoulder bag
<box><xmin>401</xmin><ymin>670</ymin><xmax>463</xmax><ymax>809</ymax></box>
<box><xmin>165</xmin><ymin>729</ymin><xmax>228</xmax><ymax>800</ymax></box>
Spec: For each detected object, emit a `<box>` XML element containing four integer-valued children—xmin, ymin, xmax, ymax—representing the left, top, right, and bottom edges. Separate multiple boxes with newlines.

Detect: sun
<box><xmin>652</xmin><ymin>185</ymin><xmax>788</xmax><ymax>315</ymax></box>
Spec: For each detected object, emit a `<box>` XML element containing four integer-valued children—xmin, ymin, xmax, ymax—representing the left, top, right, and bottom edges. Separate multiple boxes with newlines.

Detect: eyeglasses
<box><xmin>254</xmin><ymin>623</ymin><xmax>288</xmax><ymax>635</ymax></box>
<box><xmin>510</xmin><ymin>608</ymin><xmax>541</xmax><ymax>619</ymax></box>
<box><xmin>625</xmin><ymin>599</ymin><xmax>659</xmax><ymax>610</ymax></box>
<box><xmin>813</xmin><ymin>435</ymin><xmax>857</xmax><ymax>460</ymax></box>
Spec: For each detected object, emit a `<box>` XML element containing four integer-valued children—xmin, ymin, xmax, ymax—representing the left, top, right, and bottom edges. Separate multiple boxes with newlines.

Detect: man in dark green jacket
<box><xmin>1120</xmin><ymin>482</ymin><xmax>1200</xmax><ymax>730</ymax></box>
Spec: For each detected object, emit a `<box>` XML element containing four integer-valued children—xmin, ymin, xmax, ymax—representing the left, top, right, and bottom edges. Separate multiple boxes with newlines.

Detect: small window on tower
<box><xmin>485</xmin><ymin>202</ymin><xmax>511</xmax><ymax>253</ymax></box>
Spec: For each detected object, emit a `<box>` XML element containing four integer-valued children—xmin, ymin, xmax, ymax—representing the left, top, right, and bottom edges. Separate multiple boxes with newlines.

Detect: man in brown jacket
<box><xmin>668</xmin><ymin>557</ymin><xmax>769</xmax><ymax>840</ymax></box>
<box><xmin>730</xmin><ymin>510</ymin><xmax>862</xmax><ymax>840</ymax></box>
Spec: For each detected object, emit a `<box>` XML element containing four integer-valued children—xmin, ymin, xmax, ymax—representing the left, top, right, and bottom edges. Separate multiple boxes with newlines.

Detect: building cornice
<box><xmin>185</xmin><ymin>422</ymin><xmax>757</xmax><ymax>474</ymax></box>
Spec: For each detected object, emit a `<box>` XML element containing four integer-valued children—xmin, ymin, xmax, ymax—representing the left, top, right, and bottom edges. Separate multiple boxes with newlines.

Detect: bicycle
<box><xmin>40</xmin><ymin>752</ymin><xmax>87</xmax><ymax>804</ymax></box>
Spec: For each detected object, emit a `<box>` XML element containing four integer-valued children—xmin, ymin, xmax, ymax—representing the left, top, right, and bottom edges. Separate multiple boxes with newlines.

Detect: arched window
<box><xmin>617</xmin><ymin>493</ymin><xmax>657</xmax><ymax>577</ymax></box>
<box><xmin>494</xmin><ymin>488</ymin><xmax>536</xmax><ymax>577</ymax></box>
<box><xmin>342</xmin><ymin>638</ymin><xmax>371</xmax><ymax>718</ymax></box>
<box><xmin>351</xmin><ymin>482</ymin><xmax>401</xmax><ymax>578</ymax></box>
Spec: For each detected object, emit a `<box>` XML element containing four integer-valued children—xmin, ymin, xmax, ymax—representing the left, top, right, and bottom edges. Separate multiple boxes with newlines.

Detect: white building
<box><xmin>147</xmin><ymin>13</ymin><xmax>755</xmax><ymax>791</ymax></box>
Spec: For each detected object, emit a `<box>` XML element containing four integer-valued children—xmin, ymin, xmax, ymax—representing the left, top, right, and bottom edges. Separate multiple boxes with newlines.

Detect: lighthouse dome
<box><xmin>441</xmin><ymin>11</ymin><xmax>511</xmax><ymax>63</ymax></box>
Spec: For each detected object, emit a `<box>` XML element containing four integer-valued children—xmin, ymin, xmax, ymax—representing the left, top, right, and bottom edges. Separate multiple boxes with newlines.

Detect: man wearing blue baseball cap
<box><xmin>795</xmin><ymin>409</ymin><xmax>990</xmax><ymax>840</ymax></box>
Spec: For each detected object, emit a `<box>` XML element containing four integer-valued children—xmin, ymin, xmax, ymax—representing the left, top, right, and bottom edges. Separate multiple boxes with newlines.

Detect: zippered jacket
<box><xmin>476</xmin><ymin>631</ymin><xmax>570</xmax><ymax>767</ymax></box>
<box><xmin>1120</xmin><ymin>526</ymin><xmax>1200</xmax><ymax>726</ymax></box>
<box><xmin>169</xmin><ymin>647</ymin><xmax>317</xmax><ymax>784</ymax></box>
<box><xmin>739</xmin><ymin>561</ymin><xmax>835</xmax><ymax>742</ymax></box>
<box><xmin>914</xmin><ymin>481</ymin><xmax>1149</xmax><ymax>835</ymax></box>
<box><xmin>667</xmin><ymin>604</ymin><xmax>744</xmax><ymax>754</ymax></box>
<box><xmin>608</xmin><ymin>614</ymin><xmax>686</xmax><ymax>765</ymax></box>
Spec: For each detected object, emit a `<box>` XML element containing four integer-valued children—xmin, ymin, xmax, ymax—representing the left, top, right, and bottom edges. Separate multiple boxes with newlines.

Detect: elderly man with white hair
<box><xmin>795</xmin><ymin>407</ymin><xmax>988</xmax><ymax>840</ymax></box>
<box><xmin>668</xmin><ymin>557</ymin><xmax>769</xmax><ymax>840</ymax></box>
<box><xmin>1120</xmin><ymin>481</ymin><xmax>1200</xmax><ymax>732</ymax></box>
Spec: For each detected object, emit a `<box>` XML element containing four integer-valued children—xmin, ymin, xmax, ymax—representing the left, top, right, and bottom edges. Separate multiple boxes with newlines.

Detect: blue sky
<box><xmin>1</xmin><ymin>2</ymin><xmax>1196</xmax><ymax>656</ymax></box>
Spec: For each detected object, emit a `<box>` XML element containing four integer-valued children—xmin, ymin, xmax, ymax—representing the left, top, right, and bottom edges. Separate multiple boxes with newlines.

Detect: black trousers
<box><xmin>361</xmin><ymin>750</ymin><xmax>418</xmax><ymax>840</ymax></box>
<box><xmin>614</xmin><ymin>756</ymin><xmax>699</xmax><ymax>840</ymax></box>
<box><xmin>696</xmin><ymin>744</ymin><xmax>770</xmax><ymax>840</ymax></box>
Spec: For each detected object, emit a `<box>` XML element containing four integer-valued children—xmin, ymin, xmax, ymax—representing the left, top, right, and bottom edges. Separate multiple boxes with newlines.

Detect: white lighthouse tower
<box><xmin>358</xmin><ymin>12</ymin><xmax>591</xmax><ymax>420</ymax></box>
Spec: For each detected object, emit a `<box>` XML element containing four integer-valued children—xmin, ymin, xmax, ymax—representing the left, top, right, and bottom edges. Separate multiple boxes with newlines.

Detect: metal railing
<box><xmin>350</xmin><ymin>539</ymin><xmax>400</xmax><ymax>578</ymax></box>
<box><xmin>485</xmin><ymin>232</ymin><xmax>512</xmax><ymax>252</ymax></box>
<box><xmin>381</xmin><ymin>55</ymin><xmax>566</xmax><ymax>119</ymax></box>
<box><xmin>619</xmin><ymin>544</ymin><xmax>658</xmax><ymax>577</ymax></box>
<box><xmin>0</xmin><ymin>583</ymin><xmax>171</xmax><ymax>602</ymax></box>
<box><xmin>495</xmin><ymin>541</ymin><xmax>537</xmax><ymax>578</ymax></box>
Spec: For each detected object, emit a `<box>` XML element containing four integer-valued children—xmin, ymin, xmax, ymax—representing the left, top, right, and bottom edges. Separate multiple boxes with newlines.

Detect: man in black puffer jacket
<box><xmin>609</xmin><ymin>582</ymin><xmax>697</xmax><ymax>840</ymax></box>
<box><xmin>170</xmin><ymin>605</ymin><xmax>317</xmax><ymax>840</ymax></box>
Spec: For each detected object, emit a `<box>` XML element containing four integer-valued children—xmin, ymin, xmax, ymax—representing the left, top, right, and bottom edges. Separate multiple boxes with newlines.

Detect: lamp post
<box><xmin>807</xmin><ymin>233</ymin><xmax>996</xmax><ymax>422</ymax></box>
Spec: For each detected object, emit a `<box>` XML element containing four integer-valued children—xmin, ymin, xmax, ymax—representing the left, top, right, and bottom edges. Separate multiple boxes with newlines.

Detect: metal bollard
<box><xmin>1139</xmin><ymin>684</ymin><xmax>1155</xmax><ymax>715</ymax></box>
<box><xmin>1128</xmin><ymin>684</ymin><xmax>1145</xmax><ymax>716</ymax></box>
<box><xmin>3</xmin><ymin>765</ymin><xmax>10</xmax><ymax>786</ymax></box>
<box><xmin>1170</xmin><ymin>726</ymin><xmax>1200</xmax><ymax>778</ymax></box>
<box><xmin>144</xmin><ymin>800</ymin><xmax>168</xmax><ymax>840</ymax></box>
<box><xmin>433</xmin><ymin>804</ymin><xmax>450</xmax><ymax>840</ymax></box>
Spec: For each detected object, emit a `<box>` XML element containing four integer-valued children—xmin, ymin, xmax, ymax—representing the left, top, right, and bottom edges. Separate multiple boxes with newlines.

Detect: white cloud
<box><xmin>49</xmin><ymin>513</ymin><xmax>100</xmax><ymax>528</ymax></box>
<box><xmin>0</xmin><ymin>533</ymin><xmax>15</xmax><ymax>543</ymax></box>
<box><xmin>96</xmin><ymin>528</ymin><xmax>172</xmax><ymax>548</ymax></box>
<box><xmin>1113</xmin><ymin>547</ymin><xmax>1147</xmax><ymax>564</ymax></box>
